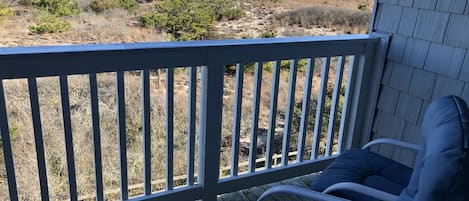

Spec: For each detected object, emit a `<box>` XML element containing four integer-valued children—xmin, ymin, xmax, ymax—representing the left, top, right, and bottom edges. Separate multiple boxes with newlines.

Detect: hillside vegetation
<box><xmin>0</xmin><ymin>0</ymin><xmax>372</xmax><ymax>200</ymax></box>
<box><xmin>0</xmin><ymin>0</ymin><xmax>372</xmax><ymax>46</ymax></box>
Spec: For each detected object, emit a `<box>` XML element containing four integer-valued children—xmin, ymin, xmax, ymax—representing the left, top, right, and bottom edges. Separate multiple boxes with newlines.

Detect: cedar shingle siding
<box><xmin>372</xmin><ymin>0</ymin><xmax>469</xmax><ymax>167</ymax></box>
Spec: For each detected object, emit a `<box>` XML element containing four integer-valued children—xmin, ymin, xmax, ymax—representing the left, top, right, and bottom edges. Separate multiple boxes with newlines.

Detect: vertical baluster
<box><xmin>0</xmin><ymin>80</ymin><xmax>18</xmax><ymax>201</ymax></box>
<box><xmin>281</xmin><ymin>59</ymin><xmax>298</xmax><ymax>166</ymax></box>
<box><xmin>28</xmin><ymin>78</ymin><xmax>50</xmax><ymax>201</ymax></box>
<box><xmin>248</xmin><ymin>62</ymin><xmax>262</xmax><ymax>173</ymax></box>
<box><xmin>311</xmin><ymin>57</ymin><xmax>331</xmax><ymax>159</ymax></box>
<box><xmin>166</xmin><ymin>68</ymin><xmax>174</xmax><ymax>190</ymax></box>
<box><xmin>89</xmin><ymin>73</ymin><xmax>104</xmax><ymax>201</ymax></box>
<box><xmin>197</xmin><ymin>64</ymin><xmax>224</xmax><ymax>201</ymax></box>
<box><xmin>325</xmin><ymin>56</ymin><xmax>346</xmax><ymax>156</ymax></box>
<box><xmin>116</xmin><ymin>72</ymin><xmax>128</xmax><ymax>200</ymax></box>
<box><xmin>338</xmin><ymin>56</ymin><xmax>359</xmax><ymax>153</ymax></box>
<box><xmin>187</xmin><ymin>66</ymin><xmax>197</xmax><ymax>185</ymax></box>
<box><xmin>59</xmin><ymin>75</ymin><xmax>78</xmax><ymax>201</ymax></box>
<box><xmin>265</xmin><ymin>61</ymin><xmax>280</xmax><ymax>169</ymax></box>
<box><xmin>141</xmin><ymin>69</ymin><xmax>151</xmax><ymax>195</ymax></box>
<box><xmin>296</xmin><ymin>59</ymin><xmax>315</xmax><ymax>162</ymax></box>
<box><xmin>230</xmin><ymin>63</ymin><xmax>244</xmax><ymax>176</ymax></box>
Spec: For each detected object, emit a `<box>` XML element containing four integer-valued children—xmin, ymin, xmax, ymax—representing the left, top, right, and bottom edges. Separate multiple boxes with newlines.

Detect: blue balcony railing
<box><xmin>0</xmin><ymin>34</ymin><xmax>386</xmax><ymax>201</ymax></box>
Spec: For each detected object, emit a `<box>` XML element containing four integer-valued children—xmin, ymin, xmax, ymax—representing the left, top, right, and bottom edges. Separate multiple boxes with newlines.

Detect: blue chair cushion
<box><xmin>311</xmin><ymin>149</ymin><xmax>412</xmax><ymax>201</ymax></box>
<box><xmin>398</xmin><ymin>96</ymin><xmax>469</xmax><ymax>201</ymax></box>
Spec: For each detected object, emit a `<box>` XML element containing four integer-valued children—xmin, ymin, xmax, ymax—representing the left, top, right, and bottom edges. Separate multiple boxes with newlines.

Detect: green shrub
<box><xmin>141</xmin><ymin>0</ymin><xmax>244</xmax><ymax>41</ymax></box>
<box><xmin>0</xmin><ymin>3</ymin><xmax>13</xmax><ymax>24</ymax></box>
<box><xmin>118</xmin><ymin>0</ymin><xmax>139</xmax><ymax>12</ymax></box>
<box><xmin>357</xmin><ymin>3</ymin><xmax>368</xmax><ymax>11</ymax></box>
<box><xmin>89</xmin><ymin>0</ymin><xmax>119</xmax><ymax>12</ymax></box>
<box><xmin>258</xmin><ymin>29</ymin><xmax>277</xmax><ymax>38</ymax></box>
<box><xmin>19</xmin><ymin>0</ymin><xmax>37</xmax><ymax>6</ymax></box>
<box><xmin>28</xmin><ymin>13</ymin><xmax>71</xmax><ymax>33</ymax></box>
<box><xmin>33</xmin><ymin>0</ymin><xmax>79</xmax><ymax>16</ymax></box>
<box><xmin>141</xmin><ymin>0</ymin><xmax>215</xmax><ymax>41</ymax></box>
<box><xmin>0</xmin><ymin>126</ymin><xmax>19</xmax><ymax>153</ymax></box>
<box><xmin>205</xmin><ymin>0</ymin><xmax>244</xmax><ymax>21</ymax></box>
<box><xmin>89</xmin><ymin>0</ymin><xmax>138</xmax><ymax>13</ymax></box>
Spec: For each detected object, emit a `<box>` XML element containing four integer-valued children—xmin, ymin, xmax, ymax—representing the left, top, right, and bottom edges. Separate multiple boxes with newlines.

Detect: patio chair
<box><xmin>258</xmin><ymin>95</ymin><xmax>469</xmax><ymax>201</ymax></box>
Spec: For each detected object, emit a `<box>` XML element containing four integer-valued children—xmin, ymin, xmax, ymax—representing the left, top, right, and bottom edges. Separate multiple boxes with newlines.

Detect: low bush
<box><xmin>89</xmin><ymin>0</ymin><xmax>138</xmax><ymax>13</ymax></box>
<box><xmin>118</xmin><ymin>0</ymin><xmax>139</xmax><ymax>12</ymax></box>
<box><xmin>357</xmin><ymin>3</ymin><xmax>368</xmax><ymax>11</ymax></box>
<box><xmin>206</xmin><ymin>0</ymin><xmax>244</xmax><ymax>21</ymax></box>
<box><xmin>0</xmin><ymin>3</ymin><xmax>13</xmax><ymax>23</ymax></box>
<box><xmin>28</xmin><ymin>12</ymin><xmax>71</xmax><ymax>33</ymax></box>
<box><xmin>272</xmin><ymin>6</ymin><xmax>371</xmax><ymax>33</ymax></box>
<box><xmin>89</xmin><ymin>0</ymin><xmax>119</xmax><ymax>12</ymax></box>
<box><xmin>141</xmin><ymin>0</ymin><xmax>215</xmax><ymax>41</ymax></box>
<box><xmin>33</xmin><ymin>0</ymin><xmax>79</xmax><ymax>16</ymax></box>
<box><xmin>141</xmin><ymin>0</ymin><xmax>244</xmax><ymax>41</ymax></box>
<box><xmin>258</xmin><ymin>29</ymin><xmax>277</xmax><ymax>38</ymax></box>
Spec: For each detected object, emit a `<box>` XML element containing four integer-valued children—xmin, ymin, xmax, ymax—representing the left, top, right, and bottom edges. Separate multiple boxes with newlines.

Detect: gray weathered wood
<box><xmin>446</xmin><ymin>14</ymin><xmax>469</xmax><ymax>49</ymax></box>
<box><xmin>375</xmin><ymin>4</ymin><xmax>403</xmax><ymax>33</ymax></box>
<box><xmin>389</xmin><ymin>63</ymin><xmax>414</xmax><ymax>92</ymax></box>
<box><xmin>425</xmin><ymin>43</ymin><xmax>465</xmax><ymax>79</ymax></box>
<box><xmin>409</xmin><ymin>69</ymin><xmax>437</xmax><ymax>100</ymax></box>
<box><xmin>413</xmin><ymin>0</ymin><xmax>437</xmax><ymax>9</ymax></box>
<box><xmin>402</xmin><ymin>38</ymin><xmax>430</xmax><ymax>69</ymax></box>
<box><xmin>387</xmin><ymin>35</ymin><xmax>406</xmax><ymax>62</ymax></box>
<box><xmin>398</xmin><ymin>7</ymin><xmax>418</xmax><ymax>37</ymax></box>
<box><xmin>414</xmin><ymin>10</ymin><xmax>449</xmax><ymax>42</ymax></box>
<box><xmin>395</xmin><ymin>93</ymin><xmax>422</xmax><ymax>124</ymax></box>
<box><xmin>432</xmin><ymin>75</ymin><xmax>465</xmax><ymax>99</ymax></box>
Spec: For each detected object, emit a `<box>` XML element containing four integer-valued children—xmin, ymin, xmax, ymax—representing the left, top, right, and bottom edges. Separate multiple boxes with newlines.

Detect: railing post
<box><xmin>341</xmin><ymin>34</ymin><xmax>390</xmax><ymax>150</ymax></box>
<box><xmin>198</xmin><ymin>60</ymin><xmax>224</xmax><ymax>201</ymax></box>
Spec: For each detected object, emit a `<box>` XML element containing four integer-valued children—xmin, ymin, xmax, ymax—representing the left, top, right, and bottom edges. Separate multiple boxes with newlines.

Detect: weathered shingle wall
<box><xmin>370</xmin><ymin>0</ymin><xmax>469</xmax><ymax>166</ymax></box>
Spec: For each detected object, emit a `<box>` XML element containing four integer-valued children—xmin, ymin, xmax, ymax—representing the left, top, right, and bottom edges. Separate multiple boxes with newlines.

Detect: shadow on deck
<box><xmin>218</xmin><ymin>173</ymin><xmax>320</xmax><ymax>201</ymax></box>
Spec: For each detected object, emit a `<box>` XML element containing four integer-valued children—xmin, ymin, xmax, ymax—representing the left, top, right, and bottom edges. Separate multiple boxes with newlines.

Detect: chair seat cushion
<box><xmin>311</xmin><ymin>149</ymin><xmax>412</xmax><ymax>201</ymax></box>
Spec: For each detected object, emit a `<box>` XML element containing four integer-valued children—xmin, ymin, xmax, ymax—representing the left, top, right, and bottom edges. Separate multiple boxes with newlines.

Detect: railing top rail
<box><xmin>0</xmin><ymin>34</ymin><xmax>378</xmax><ymax>79</ymax></box>
<box><xmin>0</xmin><ymin>35</ymin><xmax>374</xmax><ymax>56</ymax></box>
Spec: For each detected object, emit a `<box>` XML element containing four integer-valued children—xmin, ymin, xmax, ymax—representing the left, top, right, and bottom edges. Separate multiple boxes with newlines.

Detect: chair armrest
<box><xmin>257</xmin><ymin>185</ymin><xmax>350</xmax><ymax>201</ymax></box>
<box><xmin>362</xmin><ymin>138</ymin><xmax>420</xmax><ymax>151</ymax></box>
<box><xmin>323</xmin><ymin>182</ymin><xmax>398</xmax><ymax>201</ymax></box>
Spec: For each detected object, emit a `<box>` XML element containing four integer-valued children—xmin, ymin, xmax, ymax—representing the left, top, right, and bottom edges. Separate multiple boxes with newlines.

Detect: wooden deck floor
<box><xmin>217</xmin><ymin>173</ymin><xmax>320</xmax><ymax>201</ymax></box>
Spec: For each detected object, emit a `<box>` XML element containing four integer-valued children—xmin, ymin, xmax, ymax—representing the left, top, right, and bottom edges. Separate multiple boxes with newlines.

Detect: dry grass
<box><xmin>246</xmin><ymin>0</ymin><xmax>373</xmax><ymax>10</ymax></box>
<box><xmin>0</xmin><ymin>58</ymin><xmax>348</xmax><ymax>200</ymax></box>
<box><xmin>272</xmin><ymin>5</ymin><xmax>372</xmax><ymax>34</ymax></box>
<box><xmin>0</xmin><ymin>71</ymin><xmax>196</xmax><ymax>200</ymax></box>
